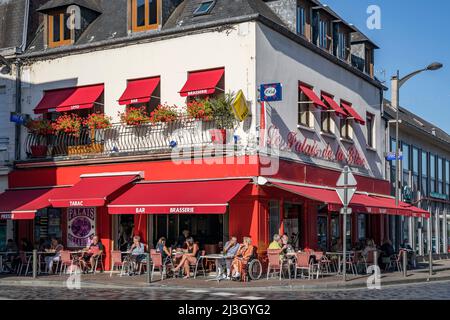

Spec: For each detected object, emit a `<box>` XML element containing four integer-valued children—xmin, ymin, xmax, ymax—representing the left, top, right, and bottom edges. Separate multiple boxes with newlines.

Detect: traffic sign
<box><xmin>336</xmin><ymin>166</ymin><xmax>357</xmax><ymax>187</ymax></box>
<box><xmin>340</xmin><ymin>207</ymin><xmax>352</xmax><ymax>215</ymax></box>
<box><xmin>336</xmin><ymin>187</ymin><xmax>356</xmax><ymax>206</ymax></box>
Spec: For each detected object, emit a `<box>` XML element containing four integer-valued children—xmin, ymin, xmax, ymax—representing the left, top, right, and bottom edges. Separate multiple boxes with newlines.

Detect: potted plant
<box><xmin>82</xmin><ymin>113</ymin><xmax>112</xmax><ymax>153</ymax></box>
<box><xmin>150</xmin><ymin>103</ymin><xmax>179</xmax><ymax>123</ymax></box>
<box><xmin>186</xmin><ymin>98</ymin><xmax>213</xmax><ymax>121</ymax></box>
<box><xmin>25</xmin><ymin>118</ymin><xmax>54</xmax><ymax>157</ymax></box>
<box><xmin>119</xmin><ymin>107</ymin><xmax>150</xmax><ymax>126</ymax></box>
<box><xmin>209</xmin><ymin>93</ymin><xmax>237</xmax><ymax>144</ymax></box>
<box><xmin>52</xmin><ymin>113</ymin><xmax>83</xmax><ymax>137</ymax></box>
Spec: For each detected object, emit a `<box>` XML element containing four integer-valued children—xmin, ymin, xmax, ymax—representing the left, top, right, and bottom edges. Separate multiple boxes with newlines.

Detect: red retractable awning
<box><xmin>49</xmin><ymin>173</ymin><xmax>141</xmax><ymax>208</ymax></box>
<box><xmin>371</xmin><ymin>196</ymin><xmax>430</xmax><ymax>219</ymax></box>
<box><xmin>108</xmin><ymin>179</ymin><xmax>250</xmax><ymax>215</ymax></box>
<box><xmin>34</xmin><ymin>84</ymin><xmax>104</xmax><ymax>114</ymax></box>
<box><xmin>270</xmin><ymin>182</ymin><xmax>410</xmax><ymax>216</ymax></box>
<box><xmin>340</xmin><ymin>101</ymin><xmax>365</xmax><ymax>125</ymax></box>
<box><xmin>321</xmin><ymin>94</ymin><xmax>348</xmax><ymax>118</ymax></box>
<box><xmin>179</xmin><ymin>68</ymin><xmax>224</xmax><ymax>97</ymax></box>
<box><xmin>299</xmin><ymin>85</ymin><xmax>327</xmax><ymax>109</ymax></box>
<box><xmin>0</xmin><ymin>188</ymin><xmax>56</xmax><ymax>220</ymax></box>
<box><xmin>118</xmin><ymin>77</ymin><xmax>160</xmax><ymax>105</ymax></box>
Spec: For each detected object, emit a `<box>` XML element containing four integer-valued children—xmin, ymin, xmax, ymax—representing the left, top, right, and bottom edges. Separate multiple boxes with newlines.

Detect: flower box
<box><xmin>68</xmin><ymin>143</ymin><xmax>104</xmax><ymax>156</ymax></box>
<box><xmin>30</xmin><ymin>145</ymin><xmax>48</xmax><ymax>157</ymax></box>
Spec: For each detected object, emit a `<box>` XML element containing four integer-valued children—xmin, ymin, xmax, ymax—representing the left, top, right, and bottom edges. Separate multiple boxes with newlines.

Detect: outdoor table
<box><xmin>200</xmin><ymin>254</ymin><xmax>234</xmax><ymax>283</ymax></box>
<box><xmin>325</xmin><ymin>251</ymin><xmax>354</xmax><ymax>274</ymax></box>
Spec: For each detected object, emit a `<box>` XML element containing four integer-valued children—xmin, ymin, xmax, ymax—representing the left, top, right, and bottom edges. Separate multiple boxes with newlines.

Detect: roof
<box><xmin>37</xmin><ymin>0</ymin><xmax>102</xmax><ymax>13</ymax></box>
<box><xmin>0</xmin><ymin>0</ymin><xmax>27</xmax><ymax>53</ymax></box>
<box><xmin>383</xmin><ymin>99</ymin><xmax>450</xmax><ymax>146</ymax></box>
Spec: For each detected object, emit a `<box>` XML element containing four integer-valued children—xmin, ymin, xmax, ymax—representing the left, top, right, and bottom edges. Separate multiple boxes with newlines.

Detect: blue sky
<box><xmin>323</xmin><ymin>0</ymin><xmax>450</xmax><ymax>133</ymax></box>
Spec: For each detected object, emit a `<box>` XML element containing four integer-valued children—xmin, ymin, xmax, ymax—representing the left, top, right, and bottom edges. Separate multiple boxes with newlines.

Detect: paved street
<box><xmin>1</xmin><ymin>280</ymin><xmax>450</xmax><ymax>300</ymax></box>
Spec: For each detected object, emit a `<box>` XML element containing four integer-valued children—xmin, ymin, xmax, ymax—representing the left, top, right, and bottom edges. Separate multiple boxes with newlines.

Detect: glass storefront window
<box><xmin>0</xmin><ymin>220</ymin><xmax>6</xmax><ymax>250</ymax></box>
<box><xmin>317</xmin><ymin>216</ymin><xmax>327</xmax><ymax>252</ymax></box>
<box><xmin>412</xmin><ymin>147</ymin><xmax>419</xmax><ymax>175</ymax></box>
<box><xmin>331</xmin><ymin>214</ymin><xmax>340</xmax><ymax>248</ymax></box>
<box><xmin>35</xmin><ymin>208</ymin><xmax>62</xmax><ymax>244</ymax></box>
<box><xmin>402</xmin><ymin>143</ymin><xmax>410</xmax><ymax>172</ymax></box>
<box><xmin>269</xmin><ymin>201</ymin><xmax>280</xmax><ymax>241</ymax></box>
<box><xmin>357</xmin><ymin>214</ymin><xmax>366</xmax><ymax>241</ymax></box>
<box><xmin>283</xmin><ymin>203</ymin><xmax>302</xmax><ymax>249</ymax></box>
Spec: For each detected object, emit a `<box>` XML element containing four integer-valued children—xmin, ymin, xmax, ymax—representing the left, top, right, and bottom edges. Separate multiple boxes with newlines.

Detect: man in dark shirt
<box><xmin>176</xmin><ymin>230</ymin><xmax>190</xmax><ymax>248</ymax></box>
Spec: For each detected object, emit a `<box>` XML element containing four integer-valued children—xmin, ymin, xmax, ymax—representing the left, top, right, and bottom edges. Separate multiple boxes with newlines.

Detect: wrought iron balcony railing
<box><xmin>24</xmin><ymin>118</ymin><xmax>224</xmax><ymax>160</ymax></box>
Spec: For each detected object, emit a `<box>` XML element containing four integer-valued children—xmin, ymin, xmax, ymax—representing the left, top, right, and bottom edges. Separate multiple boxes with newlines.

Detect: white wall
<box><xmin>20</xmin><ymin>22</ymin><xmax>257</xmax><ymax>157</ymax></box>
<box><xmin>0</xmin><ymin>67</ymin><xmax>16</xmax><ymax>163</ymax></box>
<box><xmin>256</xmin><ymin>23</ymin><xmax>385</xmax><ymax>179</ymax></box>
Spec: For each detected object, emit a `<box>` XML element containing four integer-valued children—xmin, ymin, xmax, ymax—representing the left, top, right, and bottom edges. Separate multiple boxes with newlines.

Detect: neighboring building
<box><xmin>384</xmin><ymin>101</ymin><xmax>450</xmax><ymax>257</ymax></box>
<box><xmin>0</xmin><ymin>0</ymin><xmax>427</xmax><ymax>267</ymax></box>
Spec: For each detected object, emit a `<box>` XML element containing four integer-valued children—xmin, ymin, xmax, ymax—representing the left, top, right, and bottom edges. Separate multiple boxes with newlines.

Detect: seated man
<box><xmin>44</xmin><ymin>238</ymin><xmax>64</xmax><ymax>274</ymax></box>
<box><xmin>268</xmin><ymin>234</ymin><xmax>282</xmax><ymax>250</ymax></box>
<box><xmin>79</xmin><ymin>236</ymin><xmax>104</xmax><ymax>273</ymax></box>
<box><xmin>217</xmin><ymin>236</ymin><xmax>240</xmax><ymax>280</ymax></box>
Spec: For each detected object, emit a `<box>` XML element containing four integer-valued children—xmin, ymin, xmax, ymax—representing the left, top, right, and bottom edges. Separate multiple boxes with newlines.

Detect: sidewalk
<box><xmin>1</xmin><ymin>260</ymin><xmax>450</xmax><ymax>292</ymax></box>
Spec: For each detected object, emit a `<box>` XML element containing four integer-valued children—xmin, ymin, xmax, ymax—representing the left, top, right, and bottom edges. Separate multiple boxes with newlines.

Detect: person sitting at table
<box><xmin>217</xmin><ymin>236</ymin><xmax>240</xmax><ymax>280</ymax></box>
<box><xmin>128</xmin><ymin>235</ymin><xmax>146</xmax><ymax>275</ymax></box>
<box><xmin>362</xmin><ymin>239</ymin><xmax>377</xmax><ymax>260</ymax></box>
<box><xmin>268</xmin><ymin>234</ymin><xmax>282</xmax><ymax>250</ymax></box>
<box><xmin>44</xmin><ymin>238</ymin><xmax>64</xmax><ymax>274</ymax></box>
<box><xmin>331</xmin><ymin>239</ymin><xmax>343</xmax><ymax>252</ymax></box>
<box><xmin>156</xmin><ymin>237</ymin><xmax>171</xmax><ymax>261</ymax></box>
<box><xmin>230</xmin><ymin>237</ymin><xmax>254</xmax><ymax>280</ymax></box>
<box><xmin>172</xmin><ymin>237</ymin><xmax>199</xmax><ymax>279</ymax></box>
<box><xmin>379</xmin><ymin>239</ymin><xmax>395</xmax><ymax>268</ymax></box>
<box><xmin>176</xmin><ymin>230</ymin><xmax>191</xmax><ymax>249</ymax></box>
<box><xmin>400</xmin><ymin>239</ymin><xmax>417</xmax><ymax>268</ymax></box>
<box><xmin>79</xmin><ymin>236</ymin><xmax>104</xmax><ymax>273</ymax></box>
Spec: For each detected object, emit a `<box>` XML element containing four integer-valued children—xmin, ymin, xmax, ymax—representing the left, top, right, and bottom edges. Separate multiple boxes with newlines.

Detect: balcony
<box><xmin>24</xmin><ymin>118</ymin><xmax>231</xmax><ymax>162</ymax></box>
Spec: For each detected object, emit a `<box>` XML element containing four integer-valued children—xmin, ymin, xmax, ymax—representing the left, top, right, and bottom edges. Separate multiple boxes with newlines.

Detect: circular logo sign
<box><xmin>71</xmin><ymin>216</ymin><xmax>92</xmax><ymax>238</ymax></box>
<box><xmin>264</xmin><ymin>87</ymin><xmax>277</xmax><ymax>97</ymax></box>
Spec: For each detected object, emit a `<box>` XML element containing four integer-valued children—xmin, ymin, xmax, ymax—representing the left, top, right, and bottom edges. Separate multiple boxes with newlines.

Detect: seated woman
<box><xmin>230</xmin><ymin>237</ymin><xmax>254</xmax><ymax>280</ymax></box>
<box><xmin>44</xmin><ymin>238</ymin><xmax>64</xmax><ymax>274</ymax></box>
<box><xmin>156</xmin><ymin>237</ymin><xmax>171</xmax><ymax>262</ymax></box>
<box><xmin>172</xmin><ymin>237</ymin><xmax>199</xmax><ymax>279</ymax></box>
<box><xmin>128</xmin><ymin>235</ymin><xmax>146</xmax><ymax>275</ymax></box>
<box><xmin>79</xmin><ymin>236</ymin><xmax>104</xmax><ymax>273</ymax></box>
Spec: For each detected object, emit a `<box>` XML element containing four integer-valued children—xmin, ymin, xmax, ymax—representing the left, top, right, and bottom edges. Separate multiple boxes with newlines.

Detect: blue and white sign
<box><xmin>386</xmin><ymin>152</ymin><xmax>403</xmax><ymax>161</ymax></box>
<box><xmin>260</xmin><ymin>83</ymin><xmax>282</xmax><ymax>102</ymax></box>
<box><xmin>10</xmin><ymin>112</ymin><xmax>30</xmax><ymax>125</ymax></box>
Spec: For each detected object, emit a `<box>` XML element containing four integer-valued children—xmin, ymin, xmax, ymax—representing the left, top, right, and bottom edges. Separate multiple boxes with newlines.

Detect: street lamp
<box><xmin>391</xmin><ymin>62</ymin><xmax>443</xmax><ymax>277</ymax></box>
<box><xmin>391</xmin><ymin>62</ymin><xmax>443</xmax><ymax>207</ymax></box>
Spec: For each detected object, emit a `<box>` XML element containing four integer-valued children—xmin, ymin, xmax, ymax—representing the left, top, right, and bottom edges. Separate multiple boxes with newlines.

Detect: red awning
<box><xmin>270</xmin><ymin>182</ymin><xmax>410</xmax><ymax>216</ymax></box>
<box><xmin>118</xmin><ymin>77</ymin><xmax>160</xmax><ymax>105</ymax></box>
<box><xmin>340</xmin><ymin>101</ymin><xmax>365</xmax><ymax>125</ymax></box>
<box><xmin>34</xmin><ymin>84</ymin><xmax>104</xmax><ymax>114</ymax></box>
<box><xmin>0</xmin><ymin>188</ymin><xmax>57</xmax><ymax>220</ymax></box>
<box><xmin>179</xmin><ymin>68</ymin><xmax>224</xmax><ymax>97</ymax></box>
<box><xmin>48</xmin><ymin>173</ymin><xmax>141</xmax><ymax>208</ymax></box>
<box><xmin>372</xmin><ymin>196</ymin><xmax>430</xmax><ymax>219</ymax></box>
<box><xmin>299</xmin><ymin>85</ymin><xmax>327</xmax><ymax>109</ymax></box>
<box><xmin>321</xmin><ymin>94</ymin><xmax>348</xmax><ymax>118</ymax></box>
<box><xmin>108</xmin><ymin>179</ymin><xmax>250</xmax><ymax>215</ymax></box>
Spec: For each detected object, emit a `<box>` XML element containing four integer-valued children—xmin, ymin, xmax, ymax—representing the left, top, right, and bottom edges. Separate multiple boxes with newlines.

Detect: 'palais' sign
<box><xmin>267</xmin><ymin>125</ymin><xmax>366</xmax><ymax>167</ymax></box>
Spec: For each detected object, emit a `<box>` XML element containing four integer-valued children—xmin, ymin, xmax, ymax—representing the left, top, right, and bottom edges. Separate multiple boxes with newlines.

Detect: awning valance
<box><xmin>118</xmin><ymin>77</ymin><xmax>160</xmax><ymax>105</ymax></box>
<box><xmin>179</xmin><ymin>68</ymin><xmax>224</xmax><ymax>97</ymax></box>
<box><xmin>34</xmin><ymin>84</ymin><xmax>104</xmax><ymax>114</ymax></box>
<box><xmin>108</xmin><ymin>179</ymin><xmax>250</xmax><ymax>215</ymax></box>
<box><xmin>340</xmin><ymin>101</ymin><xmax>365</xmax><ymax>125</ymax></box>
<box><xmin>48</xmin><ymin>173</ymin><xmax>141</xmax><ymax>208</ymax></box>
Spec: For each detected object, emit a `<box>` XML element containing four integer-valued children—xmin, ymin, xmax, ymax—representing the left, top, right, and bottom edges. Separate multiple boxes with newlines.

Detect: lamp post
<box><xmin>390</xmin><ymin>62</ymin><xmax>443</xmax><ymax>275</ymax></box>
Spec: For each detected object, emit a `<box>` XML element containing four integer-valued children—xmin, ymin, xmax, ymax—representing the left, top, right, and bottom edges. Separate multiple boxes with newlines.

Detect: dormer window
<box><xmin>131</xmin><ymin>0</ymin><xmax>160</xmax><ymax>32</ymax></box>
<box><xmin>318</xmin><ymin>19</ymin><xmax>329</xmax><ymax>49</ymax></box>
<box><xmin>47</xmin><ymin>10</ymin><xmax>73</xmax><ymax>48</ymax></box>
<box><xmin>194</xmin><ymin>1</ymin><xmax>216</xmax><ymax>16</ymax></box>
<box><xmin>296</xmin><ymin>6</ymin><xmax>306</xmax><ymax>36</ymax></box>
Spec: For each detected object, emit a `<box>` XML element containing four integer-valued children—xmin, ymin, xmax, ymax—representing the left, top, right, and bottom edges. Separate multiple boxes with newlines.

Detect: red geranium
<box><xmin>186</xmin><ymin>99</ymin><xmax>213</xmax><ymax>120</ymax></box>
<box><xmin>119</xmin><ymin>107</ymin><xmax>150</xmax><ymax>126</ymax></box>
<box><xmin>26</xmin><ymin>118</ymin><xmax>54</xmax><ymax>136</ymax></box>
<box><xmin>150</xmin><ymin>104</ymin><xmax>179</xmax><ymax>123</ymax></box>
<box><xmin>52</xmin><ymin>113</ymin><xmax>83</xmax><ymax>137</ymax></box>
<box><xmin>83</xmin><ymin>112</ymin><xmax>112</xmax><ymax>130</ymax></box>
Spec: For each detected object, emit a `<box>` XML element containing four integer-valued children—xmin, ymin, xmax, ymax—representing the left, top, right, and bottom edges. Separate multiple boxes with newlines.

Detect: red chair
<box><xmin>110</xmin><ymin>251</ymin><xmax>126</xmax><ymax>277</ymax></box>
<box><xmin>150</xmin><ymin>251</ymin><xmax>165</xmax><ymax>281</ymax></box>
<box><xmin>17</xmin><ymin>251</ymin><xmax>32</xmax><ymax>276</ymax></box>
<box><xmin>267</xmin><ymin>249</ymin><xmax>288</xmax><ymax>280</ymax></box>
<box><xmin>59</xmin><ymin>251</ymin><xmax>74</xmax><ymax>275</ymax></box>
<box><xmin>294</xmin><ymin>252</ymin><xmax>312</xmax><ymax>279</ymax></box>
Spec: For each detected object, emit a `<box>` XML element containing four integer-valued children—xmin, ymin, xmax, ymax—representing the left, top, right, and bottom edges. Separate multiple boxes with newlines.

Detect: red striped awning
<box><xmin>48</xmin><ymin>173</ymin><xmax>141</xmax><ymax>208</ymax></box>
<box><xmin>34</xmin><ymin>84</ymin><xmax>104</xmax><ymax>114</ymax></box>
<box><xmin>179</xmin><ymin>68</ymin><xmax>224</xmax><ymax>97</ymax></box>
<box><xmin>299</xmin><ymin>85</ymin><xmax>327</xmax><ymax>109</ymax></box>
<box><xmin>340</xmin><ymin>101</ymin><xmax>365</xmax><ymax>125</ymax></box>
<box><xmin>321</xmin><ymin>94</ymin><xmax>348</xmax><ymax>118</ymax></box>
<box><xmin>108</xmin><ymin>179</ymin><xmax>250</xmax><ymax>215</ymax></box>
<box><xmin>118</xmin><ymin>77</ymin><xmax>160</xmax><ymax>105</ymax></box>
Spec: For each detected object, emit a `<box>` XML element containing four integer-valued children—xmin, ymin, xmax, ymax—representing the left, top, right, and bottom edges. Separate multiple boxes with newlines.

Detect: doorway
<box><xmin>117</xmin><ymin>215</ymin><xmax>134</xmax><ymax>251</ymax></box>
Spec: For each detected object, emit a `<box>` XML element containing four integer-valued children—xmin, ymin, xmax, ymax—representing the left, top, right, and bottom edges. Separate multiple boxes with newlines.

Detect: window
<box><xmin>340</xmin><ymin>118</ymin><xmax>352</xmax><ymax>140</ymax></box>
<box><xmin>421</xmin><ymin>151</ymin><xmax>428</xmax><ymax>196</ymax></box>
<box><xmin>0</xmin><ymin>85</ymin><xmax>5</xmax><ymax>95</ymax></box>
<box><xmin>438</xmin><ymin>157</ymin><xmax>444</xmax><ymax>194</ymax></box>
<box><xmin>402</xmin><ymin>143</ymin><xmax>410</xmax><ymax>187</ymax></box>
<box><xmin>430</xmin><ymin>154</ymin><xmax>436</xmax><ymax>193</ymax></box>
<box><xmin>365</xmin><ymin>47</ymin><xmax>374</xmax><ymax>77</ymax></box>
<box><xmin>318</xmin><ymin>19</ymin><xmax>329</xmax><ymax>49</ymax></box>
<box><xmin>366</xmin><ymin>113</ymin><xmax>375</xmax><ymax>148</ymax></box>
<box><xmin>337</xmin><ymin>31</ymin><xmax>348</xmax><ymax>60</ymax></box>
<box><xmin>412</xmin><ymin>147</ymin><xmax>419</xmax><ymax>192</ymax></box>
<box><xmin>131</xmin><ymin>0</ymin><xmax>159</xmax><ymax>32</ymax></box>
<box><xmin>194</xmin><ymin>1</ymin><xmax>215</xmax><ymax>16</ymax></box>
<box><xmin>296</xmin><ymin>6</ymin><xmax>306</xmax><ymax>36</ymax></box>
<box><xmin>446</xmin><ymin>160</ymin><xmax>450</xmax><ymax>196</ymax></box>
<box><xmin>320</xmin><ymin>108</ymin><xmax>332</xmax><ymax>133</ymax></box>
<box><xmin>298</xmin><ymin>88</ymin><xmax>312</xmax><ymax>128</ymax></box>
<box><xmin>47</xmin><ymin>11</ymin><xmax>73</xmax><ymax>48</ymax></box>
<box><xmin>269</xmin><ymin>201</ymin><xmax>280</xmax><ymax>240</ymax></box>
